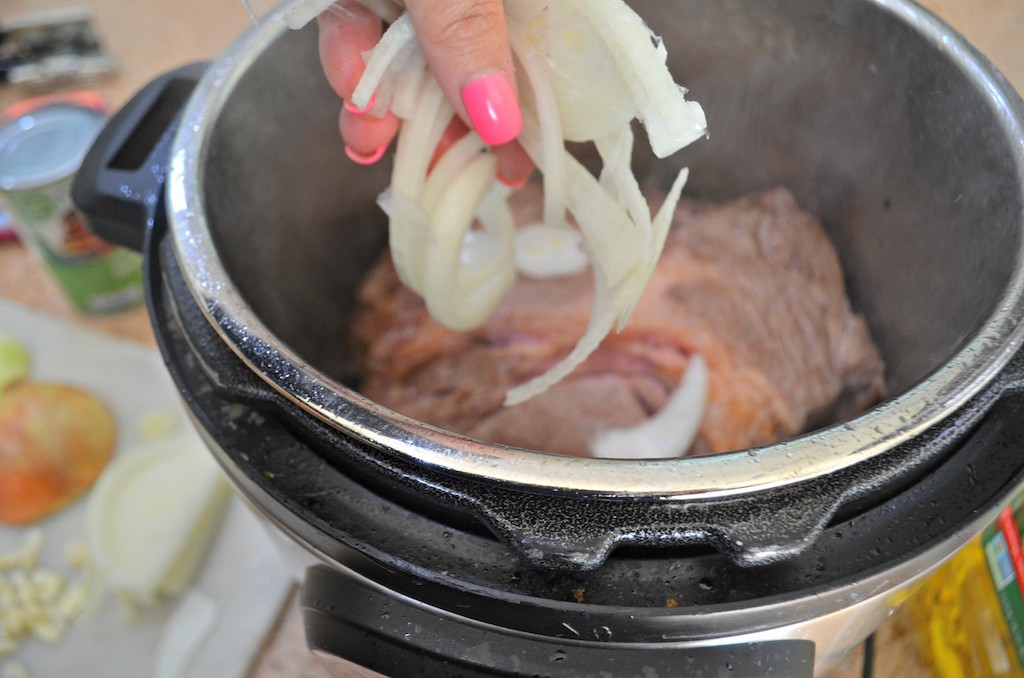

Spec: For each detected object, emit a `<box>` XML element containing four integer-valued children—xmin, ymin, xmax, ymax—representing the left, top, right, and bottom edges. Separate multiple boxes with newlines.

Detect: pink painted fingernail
<box><xmin>461</xmin><ymin>72</ymin><xmax>523</xmax><ymax>146</ymax></box>
<box><xmin>344</xmin><ymin>94</ymin><xmax>376</xmax><ymax>115</ymax></box>
<box><xmin>345</xmin><ymin>144</ymin><xmax>387</xmax><ymax>165</ymax></box>
<box><xmin>497</xmin><ymin>173</ymin><xmax>528</xmax><ymax>190</ymax></box>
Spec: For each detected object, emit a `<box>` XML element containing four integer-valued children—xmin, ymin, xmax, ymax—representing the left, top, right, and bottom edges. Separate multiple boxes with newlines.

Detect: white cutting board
<box><xmin>0</xmin><ymin>299</ymin><xmax>296</xmax><ymax>678</ymax></box>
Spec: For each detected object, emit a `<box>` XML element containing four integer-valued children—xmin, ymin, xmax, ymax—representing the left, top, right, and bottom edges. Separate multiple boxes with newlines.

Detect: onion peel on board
<box><xmin>286</xmin><ymin>0</ymin><xmax>707</xmax><ymax>406</ymax></box>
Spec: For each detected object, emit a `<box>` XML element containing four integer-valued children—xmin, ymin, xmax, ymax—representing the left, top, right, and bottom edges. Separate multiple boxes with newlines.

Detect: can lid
<box><xmin>0</xmin><ymin>105</ymin><xmax>104</xmax><ymax>192</ymax></box>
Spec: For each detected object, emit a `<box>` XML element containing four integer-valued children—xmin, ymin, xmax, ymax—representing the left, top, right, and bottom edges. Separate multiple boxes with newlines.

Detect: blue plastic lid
<box><xmin>0</xmin><ymin>105</ymin><xmax>104</xmax><ymax>192</ymax></box>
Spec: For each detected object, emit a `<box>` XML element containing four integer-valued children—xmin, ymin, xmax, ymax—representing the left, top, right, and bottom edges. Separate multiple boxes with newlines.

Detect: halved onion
<box><xmin>84</xmin><ymin>440</ymin><xmax>230</xmax><ymax>609</ymax></box>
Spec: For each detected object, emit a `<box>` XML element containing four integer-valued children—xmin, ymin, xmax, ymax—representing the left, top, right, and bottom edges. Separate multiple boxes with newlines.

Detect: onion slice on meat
<box><xmin>514</xmin><ymin>222</ymin><xmax>589</xmax><ymax>279</ymax></box>
<box><xmin>589</xmin><ymin>354</ymin><xmax>708</xmax><ymax>459</ymax></box>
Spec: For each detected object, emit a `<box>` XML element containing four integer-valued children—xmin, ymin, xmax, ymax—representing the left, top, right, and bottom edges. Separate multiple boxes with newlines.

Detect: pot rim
<box><xmin>165</xmin><ymin>0</ymin><xmax>1024</xmax><ymax>499</ymax></box>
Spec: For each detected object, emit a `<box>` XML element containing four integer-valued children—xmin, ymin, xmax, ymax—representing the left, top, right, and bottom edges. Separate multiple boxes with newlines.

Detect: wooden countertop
<box><xmin>2</xmin><ymin>1</ymin><xmax>1022</xmax><ymax>676</ymax></box>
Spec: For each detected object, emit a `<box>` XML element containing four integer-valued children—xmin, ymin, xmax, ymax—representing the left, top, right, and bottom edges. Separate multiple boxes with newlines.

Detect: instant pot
<box><xmin>73</xmin><ymin>0</ymin><xmax>1024</xmax><ymax>675</ymax></box>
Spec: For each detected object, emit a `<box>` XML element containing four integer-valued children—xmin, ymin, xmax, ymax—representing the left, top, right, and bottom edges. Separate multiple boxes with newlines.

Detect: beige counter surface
<box><xmin>1</xmin><ymin>1</ymin><xmax>1023</xmax><ymax>676</ymax></box>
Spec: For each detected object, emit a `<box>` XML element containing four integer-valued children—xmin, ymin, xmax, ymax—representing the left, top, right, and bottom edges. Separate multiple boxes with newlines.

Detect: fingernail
<box><xmin>345</xmin><ymin>144</ymin><xmax>387</xmax><ymax>165</ymax></box>
<box><xmin>344</xmin><ymin>93</ymin><xmax>376</xmax><ymax>115</ymax></box>
<box><xmin>497</xmin><ymin>173</ymin><xmax>528</xmax><ymax>189</ymax></box>
<box><xmin>461</xmin><ymin>72</ymin><xmax>523</xmax><ymax>146</ymax></box>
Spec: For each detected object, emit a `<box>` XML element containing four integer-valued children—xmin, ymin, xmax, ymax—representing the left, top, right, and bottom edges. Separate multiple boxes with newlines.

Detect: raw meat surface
<box><xmin>354</xmin><ymin>186</ymin><xmax>885</xmax><ymax>457</ymax></box>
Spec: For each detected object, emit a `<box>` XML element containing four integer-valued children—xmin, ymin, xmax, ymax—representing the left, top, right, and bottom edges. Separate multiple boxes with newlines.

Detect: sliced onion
<box><xmin>351</xmin><ymin>11</ymin><xmax>417</xmax><ymax>111</ymax></box>
<box><xmin>421</xmin><ymin>133</ymin><xmax>486</xmax><ymax>214</ymax></box>
<box><xmin>509</xmin><ymin>22</ymin><xmax>568</xmax><ymax>230</ymax></box>
<box><xmin>595</xmin><ymin>128</ymin><xmax>652</xmax><ymax>253</ymax></box>
<box><xmin>423</xmin><ymin>153</ymin><xmax>515</xmax><ymax>330</ymax></box>
<box><xmin>564</xmin><ymin>151</ymin><xmax>649</xmax><ymax>285</ymax></box>
<box><xmin>387</xmin><ymin>80</ymin><xmax>451</xmax><ymax>293</ymax></box>
<box><xmin>280</xmin><ymin>0</ymin><xmax>335</xmax><ymax>30</ymax></box>
<box><xmin>565</xmin><ymin>0</ymin><xmax>707</xmax><ymax>158</ymax></box>
<box><xmin>283</xmin><ymin>0</ymin><xmax>403</xmax><ymax>28</ymax></box>
<box><xmin>505</xmin><ymin>266</ymin><xmax>621</xmax><ymax>406</ymax></box>
<box><xmin>355</xmin><ymin>0</ymin><xmax>403</xmax><ymax>23</ymax></box>
<box><xmin>538</xmin><ymin>3</ymin><xmax>637</xmax><ymax>142</ymax></box>
<box><xmin>421</xmin><ymin>152</ymin><xmax>495</xmax><ymax>283</ymax></box>
<box><xmin>616</xmin><ymin>166</ymin><xmax>689</xmax><ymax>329</ymax></box>
<box><xmin>514</xmin><ymin>222</ymin><xmax>589</xmax><ymax>279</ymax></box>
<box><xmin>589</xmin><ymin>355</ymin><xmax>708</xmax><ymax>459</ymax></box>
<box><xmin>284</xmin><ymin>0</ymin><xmax>708</xmax><ymax>408</ymax></box>
<box><xmin>390</xmin><ymin>48</ymin><xmax>428</xmax><ymax>120</ymax></box>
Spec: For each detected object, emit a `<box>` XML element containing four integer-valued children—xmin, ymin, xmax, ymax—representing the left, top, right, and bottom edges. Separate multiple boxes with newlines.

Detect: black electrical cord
<box><xmin>862</xmin><ymin>633</ymin><xmax>876</xmax><ymax>678</ymax></box>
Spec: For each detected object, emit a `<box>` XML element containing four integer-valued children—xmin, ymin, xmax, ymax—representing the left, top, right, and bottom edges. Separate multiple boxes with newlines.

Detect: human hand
<box><xmin>316</xmin><ymin>0</ymin><xmax>534</xmax><ymax>186</ymax></box>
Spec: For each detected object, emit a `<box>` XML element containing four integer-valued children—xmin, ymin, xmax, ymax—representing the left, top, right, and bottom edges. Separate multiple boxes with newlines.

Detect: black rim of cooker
<box><xmin>67</xmin><ymin>13</ymin><xmax>1024</xmax><ymax>669</ymax></box>
<box><xmin>143</xmin><ymin>202</ymin><xmax>1024</xmax><ymax>641</ymax></box>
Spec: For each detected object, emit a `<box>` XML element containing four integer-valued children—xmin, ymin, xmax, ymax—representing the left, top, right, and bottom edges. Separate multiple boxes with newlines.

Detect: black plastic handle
<box><xmin>72</xmin><ymin>62</ymin><xmax>207</xmax><ymax>252</ymax></box>
<box><xmin>302</xmin><ymin>565</ymin><xmax>817</xmax><ymax>678</ymax></box>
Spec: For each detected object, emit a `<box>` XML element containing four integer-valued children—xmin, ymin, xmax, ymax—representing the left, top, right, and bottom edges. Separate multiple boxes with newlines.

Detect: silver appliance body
<box><xmin>71</xmin><ymin>0</ymin><xmax>1024</xmax><ymax>674</ymax></box>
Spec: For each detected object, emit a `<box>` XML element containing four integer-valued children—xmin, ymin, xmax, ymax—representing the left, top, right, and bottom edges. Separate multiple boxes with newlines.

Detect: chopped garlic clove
<box><xmin>64</xmin><ymin>542</ymin><xmax>89</xmax><ymax>571</ymax></box>
<box><xmin>0</xmin><ymin>530</ymin><xmax>88</xmax><ymax>655</ymax></box>
<box><xmin>139</xmin><ymin>410</ymin><xmax>178</xmax><ymax>442</ymax></box>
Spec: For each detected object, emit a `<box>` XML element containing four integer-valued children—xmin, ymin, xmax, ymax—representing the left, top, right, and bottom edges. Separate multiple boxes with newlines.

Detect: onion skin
<box><xmin>0</xmin><ymin>382</ymin><xmax>116</xmax><ymax>525</ymax></box>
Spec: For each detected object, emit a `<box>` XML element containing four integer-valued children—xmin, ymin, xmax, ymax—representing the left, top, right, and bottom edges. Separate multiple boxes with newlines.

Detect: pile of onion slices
<box><xmin>285</xmin><ymin>0</ymin><xmax>707</xmax><ymax>405</ymax></box>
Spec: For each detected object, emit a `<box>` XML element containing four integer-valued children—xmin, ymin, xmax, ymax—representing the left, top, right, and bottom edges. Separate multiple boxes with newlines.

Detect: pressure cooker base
<box><xmin>147</xmin><ymin>222</ymin><xmax>1024</xmax><ymax>643</ymax></box>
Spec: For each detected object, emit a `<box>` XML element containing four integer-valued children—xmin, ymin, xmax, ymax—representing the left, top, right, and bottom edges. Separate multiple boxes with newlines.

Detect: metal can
<box><xmin>0</xmin><ymin>104</ymin><xmax>143</xmax><ymax>314</ymax></box>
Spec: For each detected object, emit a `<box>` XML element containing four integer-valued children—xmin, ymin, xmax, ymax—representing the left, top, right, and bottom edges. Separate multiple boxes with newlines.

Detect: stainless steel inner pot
<box><xmin>166</xmin><ymin>0</ymin><xmax>1024</xmax><ymax>499</ymax></box>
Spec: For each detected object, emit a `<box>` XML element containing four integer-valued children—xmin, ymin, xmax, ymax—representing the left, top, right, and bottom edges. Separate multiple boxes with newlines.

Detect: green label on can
<box><xmin>1</xmin><ymin>174</ymin><xmax>144</xmax><ymax>314</ymax></box>
<box><xmin>42</xmin><ymin>247</ymin><xmax>144</xmax><ymax>314</ymax></box>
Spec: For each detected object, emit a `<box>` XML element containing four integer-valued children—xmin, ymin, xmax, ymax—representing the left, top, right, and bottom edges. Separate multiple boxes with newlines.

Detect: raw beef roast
<box><xmin>354</xmin><ymin>186</ymin><xmax>885</xmax><ymax>457</ymax></box>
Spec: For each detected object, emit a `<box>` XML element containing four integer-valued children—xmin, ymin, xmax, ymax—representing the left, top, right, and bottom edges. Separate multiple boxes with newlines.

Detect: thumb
<box><xmin>404</xmin><ymin>0</ymin><xmax>523</xmax><ymax>146</ymax></box>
